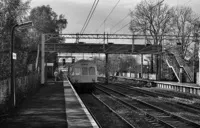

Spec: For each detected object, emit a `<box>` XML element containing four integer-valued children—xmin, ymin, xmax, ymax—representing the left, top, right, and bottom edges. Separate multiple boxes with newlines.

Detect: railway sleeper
<box><xmin>152</xmin><ymin>122</ymin><xmax>162</xmax><ymax>127</ymax></box>
<box><xmin>165</xmin><ymin>121</ymin><xmax>191</xmax><ymax>128</ymax></box>
<box><xmin>145</xmin><ymin>114</ymin><xmax>174</xmax><ymax>128</ymax></box>
<box><xmin>147</xmin><ymin>111</ymin><xmax>167</xmax><ymax>116</ymax></box>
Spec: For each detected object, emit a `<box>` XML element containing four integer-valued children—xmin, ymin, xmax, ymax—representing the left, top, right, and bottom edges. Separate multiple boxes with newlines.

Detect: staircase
<box><xmin>164</xmin><ymin>52</ymin><xmax>180</xmax><ymax>82</ymax></box>
<box><xmin>170</xmin><ymin>48</ymin><xmax>194</xmax><ymax>82</ymax></box>
<box><xmin>164</xmin><ymin>48</ymin><xmax>194</xmax><ymax>83</ymax></box>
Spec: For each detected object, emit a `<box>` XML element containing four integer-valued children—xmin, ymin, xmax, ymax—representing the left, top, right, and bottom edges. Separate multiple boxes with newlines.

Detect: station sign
<box><xmin>13</xmin><ymin>53</ymin><xmax>17</xmax><ymax>60</ymax></box>
<box><xmin>47</xmin><ymin>63</ymin><xmax>54</xmax><ymax>66</ymax></box>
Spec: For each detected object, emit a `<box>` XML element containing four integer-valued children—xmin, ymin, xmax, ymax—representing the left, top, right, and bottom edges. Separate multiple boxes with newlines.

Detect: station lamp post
<box><xmin>11</xmin><ymin>21</ymin><xmax>33</xmax><ymax>107</ymax></box>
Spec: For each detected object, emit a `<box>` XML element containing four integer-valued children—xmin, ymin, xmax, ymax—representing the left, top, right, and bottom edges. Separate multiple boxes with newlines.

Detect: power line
<box><xmin>80</xmin><ymin>0</ymin><xmax>97</xmax><ymax>34</ymax></box>
<box><xmin>82</xmin><ymin>0</ymin><xmax>99</xmax><ymax>34</ymax></box>
<box><xmin>80</xmin><ymin>0</ymin><xmax>98</xmax><ymax>34</ymax></box>
<box><xmin>97</xmin><ymin>20</ymin><xmax>130</xmax><ymax>43</ymax></box>
<box><xmin>113</xmin><ymin>22</ymin><xmax>130</xmax><ymax>34</ymax></box>
<box><xmin>80</xmin><ymin>0</ymin><xmax>99</xmax><ymax>34</ymax></box>
<box><xmin>96</xmin><ymin>0</ymin><xmax>121</xmax><ymax>33</ymax></box>
<box><xmin>110</xmin><ymin>13</ymin><xmax>130</xmax><ymax>32</ymax></box>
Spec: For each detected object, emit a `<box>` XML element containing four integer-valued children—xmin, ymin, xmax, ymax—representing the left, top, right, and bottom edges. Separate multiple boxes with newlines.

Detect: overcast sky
<box><xmin>30</xmin><ymin>0</ymin><xmax>200</xmax><ymax>35</ymax></box>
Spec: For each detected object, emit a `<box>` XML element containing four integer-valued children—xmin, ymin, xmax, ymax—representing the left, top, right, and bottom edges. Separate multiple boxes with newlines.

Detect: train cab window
<box><xmin>89</xmin><ymin>67</ymin><xmax>95</xmax><ymax>75</ymax></box>
<box><xmin>74</xmin><ymin>67</ymin><xmax>81</xmax><ymax>75</ymax></box>
<box><xmin>82</xmin><ymin>67</ymin><xmax>88</xmax><ymax>75</ymax></box>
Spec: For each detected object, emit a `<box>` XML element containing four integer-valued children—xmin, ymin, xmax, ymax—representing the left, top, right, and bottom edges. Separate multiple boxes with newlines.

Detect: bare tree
<box><xmin>171</xmin><ymin>6</ymin><xmax>200</xmax><ymax>58</ymax></box>
<box><xmin>129</xmin><ymin>0</ymin><xmax>173</xmax><ymax>80</ymax></box>
<box><xmin>130</xmin><ymin>0</ymin><xmax>173</xmax><ymax>45</ymax></box>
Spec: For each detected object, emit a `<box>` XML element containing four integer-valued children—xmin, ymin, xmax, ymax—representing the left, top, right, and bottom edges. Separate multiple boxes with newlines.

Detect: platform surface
<box><xmin>114</xmin><ymin>76</ymin><xmax>200</xmax><ymax>88</ymax></box>
<box><xmin>1</xmin><ymin>76</ymin><xmax>99</xmax><ymax>128</ymax></box>
<box><xmin>1</xmin><ymin>81</ymin><xmax>68</xmax><ymax>128</ymax></box>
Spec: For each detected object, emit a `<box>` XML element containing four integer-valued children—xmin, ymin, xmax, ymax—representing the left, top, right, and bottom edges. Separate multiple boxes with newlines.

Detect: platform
<box><xmin>1</xmin><ymin>78</ymin><xmax>99</xmax><ymax>128</ymax></box>
<box><xmin>154</xmin><ymin>81</ymin><xmax>200</xmax><ymax>96</ymax></box>
<box><xmin>110</xmin><ymin>76</ymin><xmax>200</xmax><ymax>96</ymax></box>
<box><xmin>1</xmin><ymin>81</ymin><xmax>68</xmax><ymax>128</ymax></box>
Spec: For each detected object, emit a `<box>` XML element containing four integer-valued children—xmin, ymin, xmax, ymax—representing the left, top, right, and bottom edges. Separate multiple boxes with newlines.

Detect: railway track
<box><xmin>92</xmin><ymin>94</ymin><xmax>135</xmax><ymax>128</ymax></box>
<box><xmin>103</xmin><ymin>83</ymin><xmax>200</xmax><ymax>114</ymax></box>
<box><xmin>92</xmin><ymin>92</ymin><xmax>157</xmax><ymax>128</ymax></box>
<box><xmin>81</xmin><ymin>97</ymin><xmax>103</xmax><ymax>128</ymax></box>
<box><xmin>80</xmin><ymin>94</ymin><xmax>134</xmax><ymax>128</ymax></box>
<box><xmin>96</xmin><ymin>85</ymin><xmax>200</xmax><ymax>128</ymax></box>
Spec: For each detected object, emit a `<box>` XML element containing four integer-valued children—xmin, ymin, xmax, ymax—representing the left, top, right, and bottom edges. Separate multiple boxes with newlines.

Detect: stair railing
<box><xmin>164</xmin><ymin>52</ymin><xmax>180</xmax><ymax>82</ymax></box>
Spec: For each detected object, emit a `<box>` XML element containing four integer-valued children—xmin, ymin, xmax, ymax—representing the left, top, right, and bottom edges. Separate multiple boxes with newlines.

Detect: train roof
<box><xmin>73</xmin><ymin>59</ymin><xmax>95</xmax><ymax>65</ymax></box>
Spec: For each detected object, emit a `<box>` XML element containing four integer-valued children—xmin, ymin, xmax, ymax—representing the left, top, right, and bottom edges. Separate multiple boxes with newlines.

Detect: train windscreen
<box><xmin>82</xmin><ymin>67</ymin><xmax>88</xmax><ymax>75</ymax></box>
<box><xmin>89</xmin><ymin>67</ymin><xmax>95</xmax><ymax>75</ymax></box>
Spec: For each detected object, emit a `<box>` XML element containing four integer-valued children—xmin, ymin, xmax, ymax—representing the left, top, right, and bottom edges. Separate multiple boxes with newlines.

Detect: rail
<box><xmin>97</xmin><ymin>84</ymin><xmax>200</xmax><ymax>128</ymax></box>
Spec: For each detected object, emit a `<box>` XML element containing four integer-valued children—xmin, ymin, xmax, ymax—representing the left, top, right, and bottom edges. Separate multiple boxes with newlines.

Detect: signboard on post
<box><xmin>47</xmin><ymin>63</ymin><xmax>54</xmax><ymax>66</ymax></box>
<box><xmin>13</xmin><ymin>53</ymin><xmax>17</xmax><ymax>60</ymax></box>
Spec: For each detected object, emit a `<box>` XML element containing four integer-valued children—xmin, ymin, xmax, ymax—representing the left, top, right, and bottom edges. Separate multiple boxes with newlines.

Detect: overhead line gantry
<box><xmin>41</xmin><ymin>33</ymin><xmax>198</xmax><ymax>85</ymax></box>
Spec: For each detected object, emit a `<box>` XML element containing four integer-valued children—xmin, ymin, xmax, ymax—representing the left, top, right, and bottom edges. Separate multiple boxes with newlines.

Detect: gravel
<box><xmin>79</xmin><ymin>94</ymin><xmax>132</xmax><ymax>128</ymax></box>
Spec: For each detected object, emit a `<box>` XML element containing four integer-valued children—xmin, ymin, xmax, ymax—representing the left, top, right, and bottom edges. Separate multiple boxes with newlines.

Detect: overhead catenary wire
<box><xmin>80</xmin><ymin>0</ymin><xmax>96</xmax><ymax>34</ymax></box>
<box><xmin>98</xmin><ymin>21</ymin><xmax>130</xmax><ymax>43</ymax></box>
<box><xmin>82</xmin><ymin>0</ymin><xmax>99</xmax><ymax>34</ymax></box>
<box><xmin>110</xmin><ymin>13</ymin><xmax>130</xmax><ymax>32</ymax></box>
<box><xmin>96</xmin><ymin>0</ymin><xmax>121</xmax><ymax>33</ymax></box>
<box><xmin>80</xmin><ymin>0</ymin><xmax>99</xmax><ymax>34</ymax></box>
<box><xmin>80</xmin><ymin>0</ymin><xmax>98</xmax><ymax>34</ymax></box>
<box><xmin>113</xmin><ymin>21</ymin><xmax>130</xmax><ymax>34</ymax></box>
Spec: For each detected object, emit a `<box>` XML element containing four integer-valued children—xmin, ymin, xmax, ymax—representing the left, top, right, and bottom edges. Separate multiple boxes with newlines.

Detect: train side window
<box><xmin>74</xmin><ymin>67</ymin><xmax>81</xmax><ymax>75</ymax></box>
<box><xmin>82</xmin><ymin>67</ymin><xmax>88</xmax><ymax>75</ymax></box>
<box><xmin>89</xmin><ymin>67</ymin><xmax>95</xmax><ymax>75</ymax></box>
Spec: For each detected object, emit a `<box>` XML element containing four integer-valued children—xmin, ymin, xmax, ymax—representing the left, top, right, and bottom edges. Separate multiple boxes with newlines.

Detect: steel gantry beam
<box><xmin>45</xmin><ymin>33</ymin><xmax>136</xmax><ymax>40</ymax></box>
<box><xmin>44</xmin><ymin>33</ymin><xmax>196</xmax><ymax>41</ymax></box>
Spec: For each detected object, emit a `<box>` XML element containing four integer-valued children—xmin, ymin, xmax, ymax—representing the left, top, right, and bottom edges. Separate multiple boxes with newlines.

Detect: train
<box><xmin>67</xmin><ymin>59</ymin><xmax>98</xmax><ymax>93</ymax></box>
